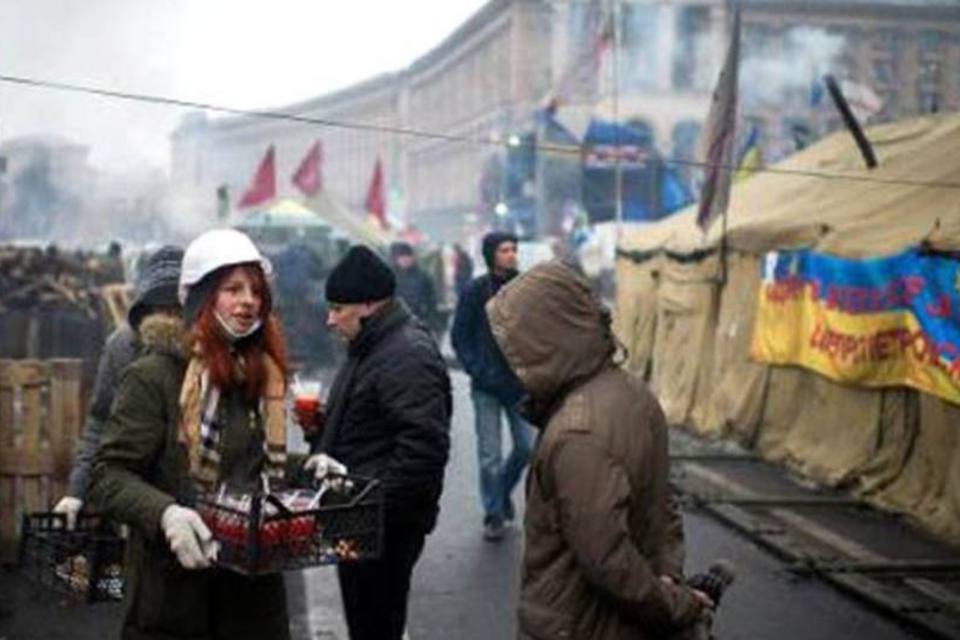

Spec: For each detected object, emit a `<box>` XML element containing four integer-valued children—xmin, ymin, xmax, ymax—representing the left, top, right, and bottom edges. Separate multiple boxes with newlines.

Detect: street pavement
<box><xmin>292</xmin><ymin>370</ymin><xmax>924</xmax><ymax>640</ymax></box>
<box><xmin>0</xmin><ymin>368</ymin><xmax>929</xmax><ymax>639</ymax></box>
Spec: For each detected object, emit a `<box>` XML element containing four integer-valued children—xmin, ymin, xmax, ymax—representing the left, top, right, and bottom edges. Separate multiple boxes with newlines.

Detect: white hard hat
<box><xmin>178</xmin><ymin>228</ymin><xmax>272</xmax><ymax>304</ymax></box>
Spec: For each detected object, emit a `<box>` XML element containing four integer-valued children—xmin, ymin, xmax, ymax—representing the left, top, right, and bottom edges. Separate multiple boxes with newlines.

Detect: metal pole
<box><xmin>612</xmin><ymin>0</ymin><xmax>623</xmax><ymax>237</ymax></box>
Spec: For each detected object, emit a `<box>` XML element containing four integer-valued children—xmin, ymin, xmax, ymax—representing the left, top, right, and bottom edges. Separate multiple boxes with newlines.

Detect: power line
<box><xmin>0</xmin><ymin>74</ymin><xmax>475</xmax><ymax>146</ymax></box>
<box><xmin>2</xmin><ymin>73</ymin><xmax>960</xmax><ymax>191</ymax></box>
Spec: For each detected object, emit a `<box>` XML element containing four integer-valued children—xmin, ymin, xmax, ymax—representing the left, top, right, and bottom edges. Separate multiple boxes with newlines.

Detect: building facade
<box><xmin>170</xmin><ymin>0</ymin><xmax>553</xmax><ymax>241</ymax></box>
<box><xmin>169</xmin><ymin>0</ymin><xmax>960</xmax><ymax>242</ymax></box>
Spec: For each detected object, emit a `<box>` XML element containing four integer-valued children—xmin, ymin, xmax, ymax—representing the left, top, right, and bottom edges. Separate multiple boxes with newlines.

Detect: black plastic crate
<box><xmin>196</xmin><ymin>474</ymin><xmax>383</xmax><ymax>575</ymax></box>
<box><xmin>18</xmin><ymin>512</ymin><xmax>125</xmax><ymax>603</ymax></box>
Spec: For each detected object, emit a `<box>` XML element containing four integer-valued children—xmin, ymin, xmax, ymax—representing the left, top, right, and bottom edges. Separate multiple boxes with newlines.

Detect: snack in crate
<box><xmin>55</xmin><ymin>554</ymin><xmax>90</xmax><ymax>594</ymax></box>
<box><xmin>281</xmin><ymin>489</ymin><xmax>321</xmax><ymax>553</ymax></box>
<box><xmin>333</xmin><ymin>539</ymin><xmax>359</xmax><ymax>561</ymax></box>
<box><xmin>101</xmin><ymin>563</ymin><xmax>124</xmax><ymax>600</ymax></box>
<box><xmin>198</xmin><ymin>490</ymin><xmax>249</xmax><ymax>546</ymax></box>
<box><xmin>200</xmin><ymin>485</ymin><xmax>322</xmax><ymax>553</ymax></box>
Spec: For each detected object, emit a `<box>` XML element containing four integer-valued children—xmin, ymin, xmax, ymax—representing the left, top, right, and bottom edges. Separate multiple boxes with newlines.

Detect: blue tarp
<box><xmin>580</xmin><ymin>117</ymin><xmax>693</xmax><ymax>223</ymax></box>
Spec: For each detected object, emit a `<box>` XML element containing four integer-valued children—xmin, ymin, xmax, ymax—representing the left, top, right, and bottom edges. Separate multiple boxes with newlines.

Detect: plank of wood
<box><xmin>23</xmin><ymin>475</ymin><xmax>42</xmax><ymax>515</ymax></box>
<box><xmin>0</xmin><ymin>378</ymin><xmax>12</xmax><ymax>450</ymax></box>
<box><xmin>20</xmin><ymin>368</ymin><xmax>44</xmax><ymax>469</ymax></box>
<box><xmin>822</xmin><ymin>572</ymin><xmax>960</xmax><ymax>638</ymax></box>
<box><xmin>670</xmin><ymin>452</ymin><xmax>759</xmax><ymax>462</ymax></box>
<box><xmin>702</xmin><ymin>496</ymin><xmax>865</xmax><ymax>508</ymax></box>
<box><xmin>793</xmin><ymin>560</ymin><xmax>960</xmax><ymax>576</ymax></box>
<box><xmin>0</xmin><ymin>359</ymin><xmax>47</xmax><ymax>388</ymax></box>
<box><xmin>907</xmin><ymin>579</ymin><xmax>960</xmax><ymax>616</ymax></box>
<box><xmin>0</xmin><ymin>475</ymin><xmax>16</xmax><ymax>562</ymax></box>
<box><xmin>0</xmin><ymin>448</ymin><xmax>54</xmax><ymax>475</ymax></box>
<box><xmin>679</xmin><ymin>461</ymin><xmax>960</xmax><ymax>639</ymax></box>
<box><xmin>99</xmin><ymin>284</ymin><xmax>132</xmax><ymax>330</ymax></box>
<box><xmin>49</xmin><ymin>359</ymin><xmax>83</xmax><ymax>481</ymax></box>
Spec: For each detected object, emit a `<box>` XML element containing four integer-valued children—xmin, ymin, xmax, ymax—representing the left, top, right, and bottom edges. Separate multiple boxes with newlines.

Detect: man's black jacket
<box><xmin>314</xmin><ymin>300</ymin><xmax>451</xmax><ymax>533</ymax></box>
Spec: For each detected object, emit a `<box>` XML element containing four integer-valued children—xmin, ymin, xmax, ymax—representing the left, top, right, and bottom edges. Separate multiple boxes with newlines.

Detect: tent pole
<box><xmin>720</xmin><ymin>203</ymin><xmax>728</xmax><ymax>286</ymax></box>
<box><xmin>613</xmin><ymin>0</ymin><xmax>623</xmax><ymax>240</ymax></box>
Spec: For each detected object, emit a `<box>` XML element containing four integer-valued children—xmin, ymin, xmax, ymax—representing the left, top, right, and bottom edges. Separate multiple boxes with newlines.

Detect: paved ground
<box><xmin>293</xmin><ymin>371</ymin><xmax>925</xmax><ymax>640</ymax></box>
<box><xmin>0</xmin><ymin>369</ymin><xmax>934</xmax><ymax>639</ymax></box>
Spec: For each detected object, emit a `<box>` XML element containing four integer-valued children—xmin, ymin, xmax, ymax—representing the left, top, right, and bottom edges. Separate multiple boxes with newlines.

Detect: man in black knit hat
<box><xmin>451</xmin><ymin>231</ymin><xmax>533</xmax><ymax>541</ymax></box>
<box><xmin>300</xmin><ymin>244</ymin><xmax>451</xmax><ymax>640</ymax></box>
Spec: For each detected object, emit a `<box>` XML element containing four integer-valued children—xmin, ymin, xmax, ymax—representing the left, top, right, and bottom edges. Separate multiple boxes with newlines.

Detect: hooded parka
<box><xmin>87</xmin><ymin>314</ymin><xmax>292</xmax><ymax>640</ymax></box>
<box><xmin>487</xmin><ymin>260</ymin><xmax>701</xmax><ymax>640</ymax></box>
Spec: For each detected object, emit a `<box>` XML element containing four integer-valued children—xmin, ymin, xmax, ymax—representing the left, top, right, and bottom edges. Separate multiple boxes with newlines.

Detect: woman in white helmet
<box><xmin>89</xmin><ymin>228</ymin><xmax>295</xmax><ymax>640</ymax></box>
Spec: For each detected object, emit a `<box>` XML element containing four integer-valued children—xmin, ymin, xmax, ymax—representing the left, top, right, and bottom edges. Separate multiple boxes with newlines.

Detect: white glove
<box><xmin>53</xmin><ymin>496</ymin><xmax>83</xmax><ymax>530</ymax></box>
<box><xmin>304</xmin><ymin>453</ymin><xmax>348</xmax><ymax>481</ymax></box>
<box><xmin>160</xmin><ymin>505</ymin><xmax>219</xmax><ymax>570</ymax></box>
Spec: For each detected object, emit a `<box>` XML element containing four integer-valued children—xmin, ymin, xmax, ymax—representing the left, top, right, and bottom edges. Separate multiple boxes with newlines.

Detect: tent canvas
<box><xmin>615</xmin><ymin>113</ymin><xmax>960</xmax><ymax>543</ymax></box>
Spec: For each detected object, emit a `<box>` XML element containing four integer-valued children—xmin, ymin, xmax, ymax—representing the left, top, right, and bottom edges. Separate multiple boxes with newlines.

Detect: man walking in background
<box><xmin>390</xmin><ymin>241</ymin><xmax>437</xmax><ymax>329</ymax></box>
<box><xmin>452</xmin><ymin>242</ymin><xmax>473</xmax><ymax>296</ymax></box>
<box><xmin>451</xmin><ymin>231</ymin><xmax>532</xmax><ymax>541</ymax></box>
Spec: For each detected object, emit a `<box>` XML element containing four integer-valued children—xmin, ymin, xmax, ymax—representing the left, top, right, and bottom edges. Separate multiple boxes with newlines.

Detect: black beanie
<box><xmin>482</xmin><ymin>231</ymin><xmax>518</xmax><ymax>270</ymax></box>
<box><xmin>390</xmin><ymin>241</ymin><xmax>415</xmax><ymax>258</ymax></box>
<box><xmin>326</xmin><ymin>245</ymin><xmax>396</xmax><ymax>304</ymax></box>
<box><xmin>128</xmin><ymin>245</ymin><xmax>184</xmax><ymax>329</ymax></box>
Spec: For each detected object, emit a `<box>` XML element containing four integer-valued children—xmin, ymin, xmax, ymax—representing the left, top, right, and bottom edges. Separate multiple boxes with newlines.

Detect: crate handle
<box><xmin>320</xmin><ymin>474</ymin><xmax>380</xmax><ymax>508</ymax></box>
<box><xmin>262</xmin><ymin>493</ymin><xmax>293</xmax><ymax>516</ymax></box>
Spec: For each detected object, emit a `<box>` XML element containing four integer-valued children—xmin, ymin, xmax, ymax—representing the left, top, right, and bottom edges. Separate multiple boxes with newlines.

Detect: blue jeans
<box><xmin>471</xmin><ymin>387</ymin><xmax>533</xmax><ymax>523</ymax></box>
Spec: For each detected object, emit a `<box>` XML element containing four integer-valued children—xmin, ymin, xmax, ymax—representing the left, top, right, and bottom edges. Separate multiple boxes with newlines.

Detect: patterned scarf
<box><xmin>178</xmin><ymin>352</ymin><xmax>287</xmax><ymax>491</ymax></box>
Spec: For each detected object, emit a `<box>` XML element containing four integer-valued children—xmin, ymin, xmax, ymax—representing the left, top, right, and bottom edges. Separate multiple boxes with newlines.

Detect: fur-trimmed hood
<box><xmin>137</xmin><ymin>313</ymin><xmax>188</xmax><ymax>359</ymax></box>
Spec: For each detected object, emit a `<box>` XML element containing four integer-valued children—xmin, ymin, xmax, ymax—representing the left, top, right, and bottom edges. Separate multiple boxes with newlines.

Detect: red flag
<box><xmin>696</xmin><ymin>10</ymin><xmax>741</xmax><ymax>231</ymax></box>
<box><xmin>292</xmin><ymin>140</ymin><xmax>323</xmax><ymax>197</ymax></box>
<box><xmin>238</xmin><ymin>145</ymin><xmax>276</xmax><ymax>209</ymax></box>
<box><xmin>364</xmin><ymin>157</ymin><xmax>388</xmax><ymax>229</ymax></box>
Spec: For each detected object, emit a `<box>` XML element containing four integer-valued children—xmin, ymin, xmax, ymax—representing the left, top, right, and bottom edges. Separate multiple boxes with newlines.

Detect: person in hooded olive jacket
<box><xmin>487</xmin><ymin>260</ymin><xmax>710</xmax><ymax>640</ymax></box>
<box><xmin>299</xmin><ymin>245</ymin><xmax>451</xmax><ymax>640</ymax></box>
<box><xmin>451</xmin><ymin>231</ymin><xmax>533</xmax><ymax>541</ymax></box>
<box><xmin>54</xmin><ymin>245</ymin><xmax>184</xmax><ymax>529</ymax></box>
<box><xmin>88</xmin><ymin>229</ymin><xmax>310</xmax><ymax>640</ymax></box>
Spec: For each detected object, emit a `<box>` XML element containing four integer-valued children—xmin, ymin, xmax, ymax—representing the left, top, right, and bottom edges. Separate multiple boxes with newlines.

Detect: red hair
<box><xmin>188</xmin><ymin>264</ymin><xmax>288</xmax><ymax>402</ymax></box>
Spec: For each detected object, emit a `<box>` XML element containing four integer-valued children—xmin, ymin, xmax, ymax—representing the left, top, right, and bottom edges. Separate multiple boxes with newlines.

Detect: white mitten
<box><xmin>304</xmin><ymin>453</ymin><xmax>348</xmax><ymax>481</ymax></box>
<box><xmin>53</xmin><ymin>496</ymin><xmax>83</xmax><ymax>530</ymax></box>
<box><xmin>160</xmin><ymin>505</ymin><xmax>218</xmax><ymax>569</ymax></box>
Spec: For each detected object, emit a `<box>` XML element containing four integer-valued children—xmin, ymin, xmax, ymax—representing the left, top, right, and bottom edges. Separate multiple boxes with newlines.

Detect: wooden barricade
<box><xmin>0</xmin><ymin>359</ymin><xmax>83</xmax><ymax>562</ymax></box>
<box><xmin>99</xmin><ymin>283</ymin><xmax>134</xmax><ymax>332</ymax></box>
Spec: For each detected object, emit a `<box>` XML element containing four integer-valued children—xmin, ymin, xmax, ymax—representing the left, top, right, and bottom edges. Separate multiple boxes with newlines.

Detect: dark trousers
<box><xmin>337</xmin><ymin>526</ymin><xmax>427</xmax><ymax>640</ymax></box>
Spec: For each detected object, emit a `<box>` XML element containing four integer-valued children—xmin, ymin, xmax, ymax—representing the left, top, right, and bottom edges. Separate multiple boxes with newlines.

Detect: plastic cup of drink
<box><xmin>293</xmin><ymin>381</ymin><xmax>323</xmax><ymax>430</ymax></box>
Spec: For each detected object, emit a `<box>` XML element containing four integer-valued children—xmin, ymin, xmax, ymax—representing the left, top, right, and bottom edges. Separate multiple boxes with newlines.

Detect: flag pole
<box><xmin>720</xmin><ymin>184</ymin><xmax>728</xmax><ymax>286</ymax></box>
<box><xmin>718</xmin><ymin>3</ymin><xmax>734</xmax><ymax>287</ymax></box>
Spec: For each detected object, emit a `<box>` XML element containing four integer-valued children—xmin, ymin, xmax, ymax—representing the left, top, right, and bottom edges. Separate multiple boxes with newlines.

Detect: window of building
<box><xmin>917</xmin><ymin>89</ymin><xmax>942</xmax><ymax>113</ymax></box>
<box><xmin>918</xmin><ymin>29</ymin><xmax>945</xmax><ymax>53</ymax></box>
<box><xmin>743</xmin><ymin>22</ymin><xmax>775</xmax><ymax>58</ymax></box>
<box><xmin>567</xmin><ymin>1</ymin><xmax>588</xmax><ymax>54</ymax></box>
<box><xmin>673</xmin><ymin>5</ymin><xmax>712</xmax><ymax>91</ymax></box>
<box><xmin>873</xmin><ymin>59</ymin><xmax>895</xmax><ymax>85</ymax></box>
<box><xmin>872</xmin><ymin>28</ymin><xmax>899</xmax><ymax>54</ymax></box>
<box><xmin>919</xmin><ymin>60</ymin><xmax>943</xmax><ymax>87</ymax></box>
<box><xmin>671</xmin><ymin>121</ymin><xmax>701</xmax><ymax>157</ymax></box>
<box><xmin>620</xmin><ymin>3</ymin><xmax>659</xmax><ymax>92</ymax></box>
